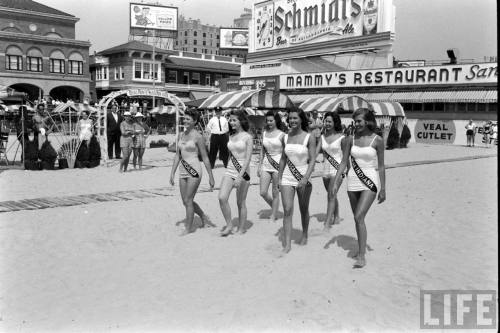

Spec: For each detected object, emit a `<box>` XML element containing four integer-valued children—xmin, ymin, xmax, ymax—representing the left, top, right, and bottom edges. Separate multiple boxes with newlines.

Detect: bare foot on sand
<box><xmin>201</xmin><ymin>215</ymin><xmax>216</xmax><ymax>228</ymax></box>
<box><xmin>323</xmin><ymin>222</ymin><xmax>332</xmax><ymax>232</ymax></box>
<box><xmin>353</xmin><ymin>257</ymin><xmax>366</xmax><ymax>268</ymax></box>
<box><xmin>180</xmin><ymin>229</ymin><xmax>194</xmax><ymax>236</ymax></box>
<box><xmin>220</xmin><ymin>225</ymin><xmax>233</xmax><ymax>237</ymax></box>
<box><xmin>333</xmin><ymin>217</ymin><xmax>341</xmax><ymax>225</ymax></box>
<box><xmin>282</xmin><ymin>245</ymin><xmax>291</xmax><ymax>254</ymax></box>
<box><xmin>298</xmin><ymin>236</ymin><xmax>308</xmax><ymax>245</ymax></box>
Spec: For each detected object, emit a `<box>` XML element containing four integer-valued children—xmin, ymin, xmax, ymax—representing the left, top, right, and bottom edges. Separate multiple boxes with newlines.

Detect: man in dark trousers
<box><xmin>106</xmin><ymin>103</ymin><xmax>122</xmax><ymax>159</ymax></box>
<box><xmin>206</xmin><ymin>107</ymin><xmax>229</xmax><ymax>168</ymax></box>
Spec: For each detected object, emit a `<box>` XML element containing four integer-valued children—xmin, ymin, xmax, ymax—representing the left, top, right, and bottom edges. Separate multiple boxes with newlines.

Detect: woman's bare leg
<box><xmin>347</xmin><ymin>190</ymin><xmax>376</xmax><ymax>267</ymax></box>
<box><xmin>218</xmin><ymin>176</ymin><xmax>235</xmax><ymax>236</ymax></box>
<box><xmin>297</xmin><ymin>183</ymin><xmax>312</xmax><ymax>245</ymax></box>
<box><xmin>235</xmin><ymin>180</ymin><xmax>250</xmax><ymax>234</ymax></box>
<box><xmin>280</xmin><ymin>185</ymin><xmax>295</xmax><ymax>253</ymax></box>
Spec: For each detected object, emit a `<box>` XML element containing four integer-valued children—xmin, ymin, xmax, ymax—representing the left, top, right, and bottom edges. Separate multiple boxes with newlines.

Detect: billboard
<box><xmin>130</xmin><ymin>3</ymin><xmax>178</xmax><ymax>31</ymax></box>
<box><xmin>253</xmin><ymin>0</ymin><xmax>390</xmax><ymax>52</ymax></box>
<box><xmin>220</xmin><ymin>28</ymin><xmax>249</xmax><ymax>49</ymax></box>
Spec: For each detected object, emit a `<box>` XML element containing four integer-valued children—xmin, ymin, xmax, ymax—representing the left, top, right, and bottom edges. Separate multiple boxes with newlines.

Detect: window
<box><xmin>193</xmin><ymin>48</ymin><xmax>197</xmax><ymax>53</ymax></box>
<box><xmin>135</xmin><ymin>62</ymin><xmax>142</xmax><ymax>79</ymax></box>
<box><xmin>6</xmin><ymin>55</ymin><xmax>23</xmax><ymax>71</ymax></box>
<box><xmin>176</xmin><ymin>41</ymin><xmax>178</xmax><ymax>45</ymax></box>
<box><xmin>184</xmin><ymin>39</ymin><xmax>187</xmax><ymax>44</ymax></box>
<box><xmin>68</xmin><ymin>60</ymin><xmax>83</xmax><ymax>74</ymax></box>
<box><xmin>183</xmin><ymin>72</ymin><xmax>189</xmax><ymax>84</ymax></box>
<box><xmin>184</xmin><ymin>31</ymin><xmax>188</xmax><ymax>36</ymax></box>
<box><xmin>49</xmin><ymin>59</ymin><xmax>65</xmax><ymax>73</ymax></box>
<box><xmin>205</xmin><ymin>75</ymin><xmax>211</xmax><ymax>86</ymax></box>
<box><xmin>216</xmin><ymin>35</ymin><xmax>219</xmax><ymax>39</ymax></box>
<box><xmin>103</xmin><ymin>66</ymin><xmax>108</xmax><ymax>79</ymax></box>
<box><xmin>191</xmin><ymin>72</ymin><xmax>200</xmax><ymax>84</ymax></box>
<box><xmin>114</xmin><ymin>67</ymin><xmax>119</xmax><ymax>80</ymax></box>
<box><xmin>434</xmin><ymin>103</ymin><xmax>444</xmax><ymax>112</ymax></box>
<box><xmin>25</xmin><ymin>56</ymin><xmax>43</xmax><ymax>72</ymax></box>
<box><xmin>167</xmin><ymin>70</ymin><xmax>178</xmax><ymax>83</ymax></box>
<box><xmin>203</xmin><ymin>32</ymin><xmax>206</xmax><ymax>38</ymax></box>
<box><xmin>194</xmin><ymin>31</ymin><xmax>197</xmax><ymax>36</ymax></box>
<box><xmin>120</xmin><ymin>67</ymin><xmax>124</xmax><ymax>79</ymax></box>
<box><xmin>194</xmin><ymin>40</ymin><xmax>197</xmax><ymax>45</ymax></box>
<box><xmin>216</xmin><ymin>43</ymin><xmax>219</xmax><ymax>47</ymax></box>
<box><xmin>477</xmin><ymin>103</ymin><xmax>486</xmax><ymax>112</ymax></box>
<box><xmin>203</xmin><ymin>41</ymin><xmax>206</xmax><ymax>46</ymax></box>
<box><xmin>133</xmin><ymin>60</ymin><xmax>160</xmax><ymax>81</ymax></box>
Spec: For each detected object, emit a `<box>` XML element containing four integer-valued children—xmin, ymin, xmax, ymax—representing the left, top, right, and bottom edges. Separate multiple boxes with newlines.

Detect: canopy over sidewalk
<box><xmin>370</xmin><ymin>102</ymin><xmax>405</xmax><ymax>117</ymax></box>
<box><xmin>199</xmin><ymin>89</ymin><xmax>294</xmax><ymax>110</ymax></box>
<box><xmin>299</xmin><ymin>95</ymin><xmax>371</xmax><ymax>113</ymax></box>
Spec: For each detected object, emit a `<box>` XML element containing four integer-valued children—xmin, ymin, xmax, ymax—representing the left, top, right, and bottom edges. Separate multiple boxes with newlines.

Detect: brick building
<box><xmin>0</xmin><ymin>0</ymin><xmax>91</xmax><ymax>102</ymax></box>
<box><xmin>90</xmin><ymin>40</ymin><xmax>242</xmax><ymax>103</ymax></box>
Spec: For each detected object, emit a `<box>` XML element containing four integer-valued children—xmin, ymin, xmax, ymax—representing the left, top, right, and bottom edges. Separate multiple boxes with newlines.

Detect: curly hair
<box><xmin>352</xmin><ymin>108</ymin><xmax>377</xmax><ymax>132</ymax></box>
<box><xmin>323</xmin><ymin>111</ymin><xmax>343</xmax><ymax>132</ymax></box>
<box><xmin>265</xmin><ymin>110</ymin><xmax>284</xmax><ymax>131</ymax></box>
<box><xmin>184</xmin><ymin>108</ymin><xmax>200</xmax><ymax>125</ymax></box>
<box><xmin>289</xmin><ymin>108</ymin><xmax>309</xmax><ymax>132</ymax></box>
<box><xmin>228</xmin><ymin>109</ymin><xmax>249</xmax><ymax>133</ymax></box>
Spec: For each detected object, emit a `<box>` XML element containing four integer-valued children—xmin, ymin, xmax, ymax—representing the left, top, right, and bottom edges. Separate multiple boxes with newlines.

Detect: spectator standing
<box><xmin>465</xmin><ymin>119</ymin><xmax>476</xmax><ymax>147</ymax></box>
<box><xmin>107</xmin><ymin>104</ymin><xmax>123</xmax><ymax>159</ymax></box>
<box><xmin>119</xmin><ymin>112</ymin><xmax>135</xmax><ymax>172</ymax></box>
<box><xmin>132</xmin><ymin>112</ymin><xmax>150</xmax><ymax>170</ymax></box>
<box><xmin>206</xmin><ymin>107</ymin><xmax>229</xmax><ymax>168</ymax></box>
<box><xmin>77</xmin><ymin>110</ymin><xmax>93</xmax><ymax>147</ymax></box>
<box><xmin>482</xmin><ymin>121</ymin><xmax>492</xmax><ymax>147</ymax></box>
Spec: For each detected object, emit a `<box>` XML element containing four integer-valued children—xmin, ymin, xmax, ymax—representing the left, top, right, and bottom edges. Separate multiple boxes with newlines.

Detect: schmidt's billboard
<box><xmin>251</xmin><ymin>0</ymin><xmax>393</xmax><ymax>52</ymax></box>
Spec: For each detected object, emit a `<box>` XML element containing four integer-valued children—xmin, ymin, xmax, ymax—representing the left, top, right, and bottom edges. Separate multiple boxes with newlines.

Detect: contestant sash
<box><xmin>179</xmin><ymin>151</ymin><xmax>199</xmax><ymax>178</ymax></box>
<box><xmin>230</xmin><ymin>154</ymin><xmax>250</xmax><ymax>181</ymax></box>
<box><xmin>263</xmin><ymin>146</ymin><xmax>280</xmax><ymax>171</ymax></box>
<box><xmin>322</xmin><ymin>149</ymin><xmax>346</xmax><ymax>178</ymax></box>
<box><xmin>286</xmin><ymin>159</ymin><xmax>311</xmax><ymax>186</ymax></box>
<box><xmin>350</xmin><ymin>156</ymin><xmax>377</xmax><ymax>192</ymax></box>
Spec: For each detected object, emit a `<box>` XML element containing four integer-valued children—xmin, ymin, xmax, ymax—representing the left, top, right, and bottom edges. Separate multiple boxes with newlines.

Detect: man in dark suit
<box><xmin>107</xmin><ymin>104</ymin><xmax>122</xmax><ymax>159</ymax></box>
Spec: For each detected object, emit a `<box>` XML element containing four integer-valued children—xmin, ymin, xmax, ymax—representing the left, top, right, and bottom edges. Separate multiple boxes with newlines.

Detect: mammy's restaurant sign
<box><xmin>253</xmin><ymin>0</ymin><xmax>389</xmax><ymax>51</ymax></box>
<box><xmin>280</xmin><ymin>62</ymin><xmax>498</xmax><ymax>89</ymax></box>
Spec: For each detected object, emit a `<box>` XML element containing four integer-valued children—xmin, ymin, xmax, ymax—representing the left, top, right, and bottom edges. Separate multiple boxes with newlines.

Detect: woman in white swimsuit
<box><xmin>332</xmin><ymin>108</ymin><xmax>386</xmax><ymax>268</ymax></box>
<box><xmin>257</xmin><ymin>111</ymin><xmax>285</xmax><ymax>221</ymax></box>
<box><xmin>278</xmin><ymin>108</ymin><xmax>316</xmax><ymax>253</ymax></box>
<box><xmin>218</xmin><ymin>109</ymin><xmax>253</xmax><ymax>236</ymax></box>
<box><xmin>315</xmin><ymin>112</ymin><xmax>347</xmax><ymax>230</ymax></box>
<box><xmin>170</xmin><ymin>109</ymin><xmax>215</xmax><ymax>235</ymax></box>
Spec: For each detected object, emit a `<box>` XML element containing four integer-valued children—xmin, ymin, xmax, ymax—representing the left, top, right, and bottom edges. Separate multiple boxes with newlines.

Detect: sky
<box><xmin>35</xmin><ymin>0</ymin><xmax>497</xmax><ymax>62</ymax></box>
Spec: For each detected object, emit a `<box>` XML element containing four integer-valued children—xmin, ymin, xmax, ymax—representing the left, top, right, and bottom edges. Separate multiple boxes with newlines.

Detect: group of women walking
<box><xmin>119</xmin><ymin>112</ymin><xmax>150</xmax><ymax>172</ymax></box>
<box><xmin>169</xmin><ymin>107</ymin><xmax>386</xmax><ymax>268</ymax></box>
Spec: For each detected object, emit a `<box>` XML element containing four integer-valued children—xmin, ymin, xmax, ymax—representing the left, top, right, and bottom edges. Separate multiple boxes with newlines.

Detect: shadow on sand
<box><xmin>257</xmin><ymin>209</ymin><xmax>284</xmax><ymax>220</ymax></box>
<box><xmin>274</xmin><ymin>226</ymin><xmax>304</xmax><ymax>245</ymax></box>
<box><xmin>324</xmin><ymin>234</ymin><xmax>373</xmax><ymax>258</ymax></box>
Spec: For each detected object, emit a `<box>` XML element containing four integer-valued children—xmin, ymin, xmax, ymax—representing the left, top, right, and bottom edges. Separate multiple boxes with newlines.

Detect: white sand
<box><xmin>0</xmin><ymin>143</ymin><xmax>497</xmax><ymax>332</ymax></box>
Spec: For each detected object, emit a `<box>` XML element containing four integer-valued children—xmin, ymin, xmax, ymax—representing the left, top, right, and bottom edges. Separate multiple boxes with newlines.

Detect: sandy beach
<box><xmin>0</xmin><ymin>143</ymin><xmax>497</xmax><ymax>332</ymax></box>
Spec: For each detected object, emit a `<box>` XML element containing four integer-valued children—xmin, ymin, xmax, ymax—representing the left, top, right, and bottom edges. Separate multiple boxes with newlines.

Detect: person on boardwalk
<box><xmin>257</xmin><ymin>111</ymin><xmax>285</xmax><ymax>221</ymax></box>
<box><xmin>131</xmin><ymin>112</ymin><xmax>150</xmax><ymax>170</ymax></box>
<box><xmin>332</xmin><ymin>108</ymin><xmax>386</xmax><ymax>268</ymax></box>
<box><xmin>218</xmin><ymin>109</ymin><xmax>253</xmax><ymax>236</ymax></box>
<box><xmin>206</xmin><ymin>107</ymin><xmax>229</xmax><ymax>168</ymax></box>
<box><xmin>118</xmin><ymin>111</ymin><xmax>134</xmax><ymax>172</ymax></box>
<box><xmin>170</xmin><ymin>109</ymin><xmax>215</xmax><ymax>235</ymax></box>
<box><xmin>482</xmin><ymin>120</ymin><xmax>492</xmax><ymax>147</ymax></box>
<box><xmin>465</xmin><ymin>119</ymin><xmax>476</xmax><ymax>147</ymax></box>
<box><xmin>107</xmin><ymin>104</ymin><xmax>123</xmax><ymax>159</ymax></box>
<box><xmin>316</xmin><ymin>112</ymin><xmax>347</xmax><ymax>230</ymax></box>
<box><xmin>278</xmin><ymin>108</ymin><xmax>316</xmax><ymax>253</ymax></box>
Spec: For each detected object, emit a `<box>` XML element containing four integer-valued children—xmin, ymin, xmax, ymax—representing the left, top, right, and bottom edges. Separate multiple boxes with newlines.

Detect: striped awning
<box><xmin>222</xmin><ymin>107</ymin><xmax>266</xmax><ymax>116</ymax></box>
<box><xmin>299</xmin><ymin>95</ymin><xmax>371</xmax><ymax>113</ymax></box>
<box><xmin>288</xmin><ymin>93</ymin><xmax>338</xmax><ymax>104</ymax></box>
<box><xmin>370</xmin><ymin>102</ymin><xmax>405</xmax><ymax>117</ymax></box>
<box><xmin>199</xmin><ymin>89</ymin><xmax>294</xmax><ymax>109</ymax></box>
<box><xmin>365</xmin><ymin>92</ymin><xmax>394</xmax><ymax>101</ymax></box>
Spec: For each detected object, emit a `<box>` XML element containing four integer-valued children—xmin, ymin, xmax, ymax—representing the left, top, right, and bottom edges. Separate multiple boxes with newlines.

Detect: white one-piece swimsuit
<box><xmin>262</xmin><ymin>130</ymin><xmax>284</xmax><ymax>173</ymax></box>
<box><xmin>321</xmin><ymin>134</ymin><xmax>344</xmax><ymax>177</ymax></box>
<box><xmin>281</xmin><ymin>133</ymin><xmax>310</xmax><ymax>187</ymax></box>
<box><xmin>347</xmin><ymin>136</ymin><xmax>380</xmax><ymax>192</ymax></box>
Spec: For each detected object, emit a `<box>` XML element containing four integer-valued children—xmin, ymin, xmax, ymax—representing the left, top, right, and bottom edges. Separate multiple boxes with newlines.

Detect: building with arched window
<box><xmin>0</xmin><ymin>0</ymin><xmax>91</xmax><ymax>102</ymax></box>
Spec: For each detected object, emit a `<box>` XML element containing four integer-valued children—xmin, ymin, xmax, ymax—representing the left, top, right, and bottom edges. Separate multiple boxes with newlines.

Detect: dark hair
<box><xmin>288</xmin><ymin>108</ymin><xmax>309</xmax><ymax>131</ymax></box>
<box><xmin>184</xmin><ymin>109</ymin><xmax>200</xmax><ymax>124</ymax></box>
<box><xmin>228</xmin><ymin>109</ymin><xmax>249</xmax><ymax>133</ymax></box>
<box><xmin>352</xmin><ymin>108</ymin><xmax>377</xmax><ymax>132</ymax></box>
<box><xmin>265</xmin><ymin>110</ymin><xmax>284</xmax><ymax>131</ymax></box>
<box><xmin>323</xmin><ymin>111</ymin><xmax>342</xmax><ymax>132</ymax></box>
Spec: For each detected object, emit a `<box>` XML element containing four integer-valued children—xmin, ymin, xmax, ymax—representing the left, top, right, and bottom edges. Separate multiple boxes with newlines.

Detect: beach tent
<box><xmin>199</xmin><ymin>89</ymin><xmax>294</xmax><ymax>110</ymax></box>
<box><xmin>298</xmin><ymin>95</ymin><xmax>371</xmax><ymax>113</ymax></box>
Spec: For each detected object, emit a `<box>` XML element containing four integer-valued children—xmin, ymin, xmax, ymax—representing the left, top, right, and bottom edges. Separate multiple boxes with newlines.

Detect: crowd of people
<box><xmin>169</xmin><ymin>107</ymin><xmax>386</xmax><ymax>268</ymax></box>
<box><xmin>464</xmin><ymin>119</ymin><xmax>498</xmax><ymax>147</ymax></box>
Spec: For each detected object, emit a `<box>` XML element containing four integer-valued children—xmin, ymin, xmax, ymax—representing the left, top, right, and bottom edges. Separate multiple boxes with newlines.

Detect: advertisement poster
<box><xmin>130</xmin><ymin>3</ymin><xmax>178</xmax><ymax>31</ymax></box>
<box><xmin>414</xmin><ymin>120</ymin><xmax>456</xmax><ymax>144</ymax></box>
<box><xmin>253</xmin><ymin>0</ymin><xmax>386</xmax><ymax>51</ymax></box>
<box><xmin>220</xmin><ymin>28</ymin><xmax>249</xmax><ymax>49</ymax></box>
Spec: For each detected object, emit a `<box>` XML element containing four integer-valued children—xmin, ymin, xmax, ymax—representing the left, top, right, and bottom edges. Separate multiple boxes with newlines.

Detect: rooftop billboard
<box><xmin>130</xmin><ymin>3</ymin><xmax>178</xmax><ymax>32</ymax></box>
<box><xmin>220</xmin><ymin>28</ymin><xmax>249</xmax><ymax>49</ymax></box>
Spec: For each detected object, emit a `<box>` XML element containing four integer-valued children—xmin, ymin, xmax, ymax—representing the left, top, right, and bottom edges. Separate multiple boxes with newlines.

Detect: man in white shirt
<box><xmin>465</xmin><ymin>119</ymin><xmax>476</xmax><ymax>147</ymax></box>
<box><xmin>206</xmin><ymin>107</ymin><xmax>229</xmax><ymax>168</ymax></box>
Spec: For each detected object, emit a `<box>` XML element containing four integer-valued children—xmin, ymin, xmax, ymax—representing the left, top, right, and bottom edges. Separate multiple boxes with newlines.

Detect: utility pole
<box><xmin>152</xmin><ymin>28</ymin><xmax>156</xmax><ymax>109</ymax></box>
